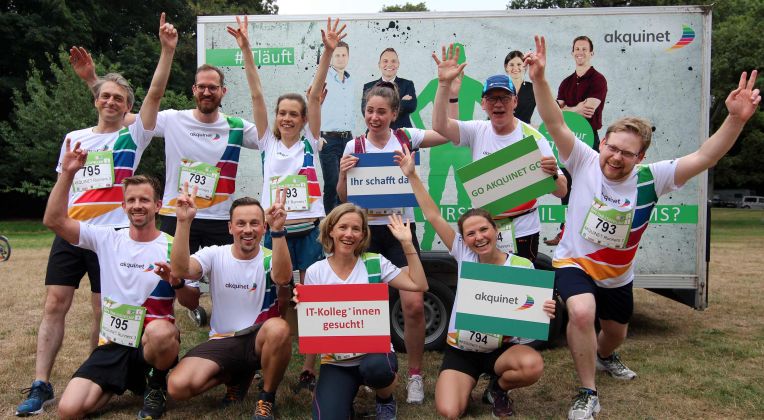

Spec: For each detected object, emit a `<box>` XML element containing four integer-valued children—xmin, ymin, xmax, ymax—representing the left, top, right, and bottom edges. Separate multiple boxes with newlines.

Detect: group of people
<box><xmin>14</xmin><ymin>12</ymin><xmax>760</xmax><ymax>420</ymax></box>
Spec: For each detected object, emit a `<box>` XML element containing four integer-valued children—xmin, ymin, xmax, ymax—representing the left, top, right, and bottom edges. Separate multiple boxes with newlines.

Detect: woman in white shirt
<box><xmin>301</xmin><ymin>203</ymin><xmax>427</xmax><ymax>420</ymax></box>
<box><xmin>395</xmin><ymin>145</ymin><xmax>556</xmax><ymax>419</ymax></box>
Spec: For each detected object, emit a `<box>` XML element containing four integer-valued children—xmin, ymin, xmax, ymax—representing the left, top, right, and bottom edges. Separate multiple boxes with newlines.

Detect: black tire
<box><xmin>187</xmin><ymin>307</ymin><xmax>208</xmax><ymax>327</ymax></box>
<box><xmin>389</xmin><ymin>277</ymin><xmax>454</xmax><ymax>352</ymax></box>
<box><xmin>0</xmin><ymin>235</ymin><xmax>10</xmax><ymax>262</ymax></box>
<box><xmin>525</xmin><ymin>252</ymin><xmax>564</xmax><ymax>350</ymax></box>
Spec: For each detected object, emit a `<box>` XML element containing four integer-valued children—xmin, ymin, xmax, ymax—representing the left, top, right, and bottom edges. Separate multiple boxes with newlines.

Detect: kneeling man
<box><xmin>168</xmin><ymin>185</ymin><xmax>292</xmax><ymax>420</ymax></box>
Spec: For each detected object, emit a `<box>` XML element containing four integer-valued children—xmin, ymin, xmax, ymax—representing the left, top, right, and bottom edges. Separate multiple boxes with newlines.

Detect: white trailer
<box><xmin>196</xmin><ymin>6</ymin><xmax>712</xmax><ymax>345</ymax></box>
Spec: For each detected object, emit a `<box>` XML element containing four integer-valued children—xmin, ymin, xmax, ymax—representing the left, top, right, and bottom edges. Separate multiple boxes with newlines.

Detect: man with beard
<box><xmin>525</xmin><ymin>35</ymin><xmax>760</xmax><ymax>420</ymax></box>
<box><xmin>72</xmin><ymin>59</ymin><xmax>260</xmax><ymax>251</ymax></box>
<box><xmin>167</xmin><ymin>186</ymin><xmax>292</xmax><ymax>420</ymax></box>
<box><xmin>43</xmin><ymin>139</ymin><xmax>198</xmax><ymax>419</ymax></box>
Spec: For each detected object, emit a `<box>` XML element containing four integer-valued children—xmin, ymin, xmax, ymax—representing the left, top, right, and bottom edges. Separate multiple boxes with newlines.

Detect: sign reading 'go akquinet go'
<box><xmin>456</xmin><ymin>136</ymin><xmax>556</xmax><ymax>216</ymax></box>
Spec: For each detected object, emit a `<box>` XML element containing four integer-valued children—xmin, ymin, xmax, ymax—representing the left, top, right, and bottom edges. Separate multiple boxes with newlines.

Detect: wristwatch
<box><xmin>172</xmin><ymin>278</ymin><xmax>186</xmax><ymax>290</ymax></box>
<box><xmin>270</xmin><ymin>229</ymin><xmax>288</xmax><ymax>238</ymax></box>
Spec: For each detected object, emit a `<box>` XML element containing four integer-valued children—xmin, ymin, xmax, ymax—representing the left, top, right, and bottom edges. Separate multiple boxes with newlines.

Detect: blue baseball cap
<box><xmin>482</xmin><ymin>74</ymin><xmax>516</xmax><ymax>96</ymax></box>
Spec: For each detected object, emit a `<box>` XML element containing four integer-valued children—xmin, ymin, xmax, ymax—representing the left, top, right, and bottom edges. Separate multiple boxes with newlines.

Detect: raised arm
<box><xmin>526</xmin><ymin>36</ymin><xmax>577</xmax><ymax>161</ymax></box>
<box><xmin>432</xmin><ymin>44</ymin><xmax>467</xmax><ymax>144</ymax></box>
<box><xmin>394</xmin><ymin>145</ymin><xmax>457</xmax><ymax>250</ymax></box>
<box><xmin>227</xmin><ymin>16</ymin><xmax>268</xmax><ymax>139</ymax></box>
<box><xmin>43</xmin><ymin>139</ymin><xmax>85</xmax><ymax>245</ymax></box>
<box><xmin>70</xmin><ymin>47</ymin><xmax>137</xmax><ymax>126</ymax></box>
<box><xmin>385</xmin><ymin>214</ymin><xmax>428</xmax><ymax>292</ymax></box>
<box><xmin>139</xmin><ymin>12</ymin><xmax>177</xmax><ymax>131</ymax></box>
<box><xmin>170</xmin><ymin>183</ymin><xmax>204</xmax><ymax>281</ymax></box>
<box><xmin>265</xmin><ymin>189</ymin><xmax>292</xmax><ymax>286</ymax></box>
<box><xmin>675</xmin><ymin>70</ymin><xmax>760</xmax><ymax>186</ymax></box>
<box><xmin>307</xmin><ymin>17</ymin><xmax>347</xmax><ymax>139</ymax></box>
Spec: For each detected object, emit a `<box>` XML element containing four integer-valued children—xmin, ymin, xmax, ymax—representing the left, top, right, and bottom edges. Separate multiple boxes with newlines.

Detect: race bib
<box><xmin>455</xmin><ymin>330</ymin><xmax>502</xmax><ymax>353</ymax></box>
<box><xmin>270</xmin><ymin>175</ymin><xmax>308</xmax><ymax>211</ymax></box>
<box><xmin>100</xmin><ymin>297</ymin><xmax>146</xmax><ymax>348</ymax></box>
<box><xmin>331</xmin><ymin>352</ymin><xmax>364</xmax><ymax>361</ymax></box>
<box><xmin>580</xmin><ymin>197</ymin><xmax>634</xmax><ymax>249</ymax></box>
<box><xmin>178</xmin><ymin>159</ymin><xmax>220</xmax><ymax>200</ymax></box>
<box><xmin>72</xmin><ymin>151</ymin><xmax>114</xmax><ymax>192</ymax></box>
<box><xmin>495</xmin><ymin>218</ymin><xmax>517</xmax><ymax>254</ymax></box>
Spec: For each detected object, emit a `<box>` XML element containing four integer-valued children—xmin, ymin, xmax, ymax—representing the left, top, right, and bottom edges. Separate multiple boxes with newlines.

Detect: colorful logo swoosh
<box><xmin>667</xmin><ymin>25</ymin><xmax>695</xmax><ymax>51</ymax></box>
<box><xmin>143</xmin><ymin>264</ymin><xmax>155</xmax><ymax>272</ymax></box>
<box><xmin>516</xmin><ymin>295</ymin><xmax>535</xmax><ymax>311</ymax></box>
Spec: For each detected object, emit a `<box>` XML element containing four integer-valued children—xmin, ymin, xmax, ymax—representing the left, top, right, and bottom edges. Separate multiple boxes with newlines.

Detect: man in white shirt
<box><xmin>168</xmin><ymin>186</ymin><xmax>293</xmax><ymax>420</ymax></box>
<box><xmin>526</xmin><ymin>35</ymin><xmax>760</xmax><ymax>420</ymax></box>
<box><xmin>44</xmin><ymin>140</ymin><xmax>197</xmax><ymax>420</ymax></box>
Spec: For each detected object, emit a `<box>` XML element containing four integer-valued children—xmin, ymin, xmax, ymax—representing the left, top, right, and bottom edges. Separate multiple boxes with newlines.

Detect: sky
<box><xmin>277</xmin><ymin>0</ymin><xmax>510</xmax><ymax>15</ymax></box>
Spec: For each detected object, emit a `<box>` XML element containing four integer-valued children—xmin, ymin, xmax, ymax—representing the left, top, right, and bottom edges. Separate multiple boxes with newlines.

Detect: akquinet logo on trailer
<box><xmin>602</xmin><ymin>25</ymin><xmax>695</xmax><ymax>51</ymax></box>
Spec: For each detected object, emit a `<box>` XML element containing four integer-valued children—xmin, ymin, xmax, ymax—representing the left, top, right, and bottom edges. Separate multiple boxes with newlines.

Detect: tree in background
<box><xmin>507</xmin><ymin>0</ymin><xmax>764</xmax><ymax>193</ymax></box>
<box><xmin>0</xmin><ymin>0</ymin><xmax>275</xmax><ymax>204</ymax></box>
<box><xmin>382</xmin><ymin>2</ymin><xmax>429</xmax><ymax>12</ymax></box>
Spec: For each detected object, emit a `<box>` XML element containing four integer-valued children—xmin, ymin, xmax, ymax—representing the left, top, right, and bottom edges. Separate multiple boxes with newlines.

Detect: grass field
<box><xmin>1</xmin><ymin>208</ymin><xmax>762</xmax><ymax>419</ymax></box>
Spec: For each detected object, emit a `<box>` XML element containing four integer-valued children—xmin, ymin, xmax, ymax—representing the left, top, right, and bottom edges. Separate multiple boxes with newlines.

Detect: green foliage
<box><xmin>0</xmin><ymin>50</ymin><xmax>98</xmax><ymax>196</ymax></box>
<box><xmin>381</xmin><ymin>2</ymin><xmax>429</xmax><ymax>12</ymax></box>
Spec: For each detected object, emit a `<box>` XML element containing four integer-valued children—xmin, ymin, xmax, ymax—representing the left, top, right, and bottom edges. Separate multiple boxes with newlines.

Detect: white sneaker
<box><xmin>568</xmin><ymin>388</ymin><xmax>601</xmax><ymax>420</ymax></box>
<box><xmin>406</xmin><ymin>374</ymin><xmax>424</xmax><ymax>404</ymax></box>
<box><xmin>596</xmin><ymin>352</ymin><xmax>637</xmax><ymax>380</ymax></box>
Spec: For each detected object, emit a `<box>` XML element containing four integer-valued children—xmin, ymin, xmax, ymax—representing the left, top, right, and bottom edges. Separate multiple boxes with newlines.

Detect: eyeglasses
<box><xmin>485</xmin><ymin>95</ymin><xmax>513</xmax><ymax>105</ymax></box>
<box><xmin>603</xmin><ymin>142</ymin><xmax>640</xmax><ymax>160</ymax></box>
<box><xmin>194</xmin><ymin>84</ymin><xmax>221</xmax><ymax>93</ymax></box>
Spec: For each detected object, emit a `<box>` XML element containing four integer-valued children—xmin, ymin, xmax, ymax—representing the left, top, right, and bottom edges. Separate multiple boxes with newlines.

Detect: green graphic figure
<box><xmin>411</xmin><ymin>43</ymin><xmax>483</xmax><ymax>250</ymax></box>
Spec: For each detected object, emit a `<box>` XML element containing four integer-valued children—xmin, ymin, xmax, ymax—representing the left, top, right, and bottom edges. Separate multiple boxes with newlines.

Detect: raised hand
<box><xmin>175</xmin><ymin>182</ymin><xmax>198</xmax><ymax>223</ymax></box>
<box><xmin>226</xmin><ymin>15</ymin><xmax>251</xmax><ymax>50</ymax></box>
<box><xmin>339</xmin><ymin>154</ymin><xmax>359</xmax><ymax>175</ymax></box>
<box><xmin>306</xmin><ymin>82</ymin><xmax>328</xmax><ymax>105</ymax></box>
<box><xmin>393</xmin><ymin>144</ymin><xmax>417</xmax><ymax>177</ymax></box>
<box><xmin>69</xmin><ymin>46</ymin><xmax>97</xmax><ymax>85</ymax></box>
<box><xmin>432</xmin><ymin>43</ymin><xmax>467</xmax><ymax>83</ymax></box>
<box><xmin>158</xmin><ymin>12</ymin><xmax>178</xmax><ymax>50</ymax></box>
<box><xmin>266</xmin><ymin>188</ymin><xmax>287</xmax><ymax>231</ymax></box>
<box><xmin>321</xmin><ymin>17</ymin><xmax>347</xmax><ymax>51</ymax></box>
<box><xmin>61</xmin><ymin>138</ymin><xmax>87</xmax><ymax>175</ymax></box>
<box><xmin>153</xmin><ymin>261</ymin><xmax>182</xmax><ymax>288</ymax></box>
<box><xmin>387</xmin><ymin>213</ymin><xmax>413</xmax><ymax>244</ymax></box>
<box><xmin>523</xmin><ymin>35</ymin><xmax>547</xmax><ymax>83</ymax></box>
<box><xmin>726</xmin><ymin>70</ymin><xmax>761</xmax><ymax>122</ymax></box>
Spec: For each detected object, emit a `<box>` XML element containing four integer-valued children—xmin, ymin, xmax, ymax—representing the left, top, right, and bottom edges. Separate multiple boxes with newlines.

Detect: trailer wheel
<box><xmin>389</xmin><ymin>277</ymin><xmax>454</xmax><ymax>352</ymax></box>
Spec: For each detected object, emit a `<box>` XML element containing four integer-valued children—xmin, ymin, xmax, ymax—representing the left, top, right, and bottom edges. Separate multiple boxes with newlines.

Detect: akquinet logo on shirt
<box><xmin>120</xmin><ymin>262</ymin><xmax>146</xmax><ymax>270</ymax></box>
<box><xmin>189</xmin><ymin>132</ymin><xmax>222</xmax><ymax>141</ymax></box>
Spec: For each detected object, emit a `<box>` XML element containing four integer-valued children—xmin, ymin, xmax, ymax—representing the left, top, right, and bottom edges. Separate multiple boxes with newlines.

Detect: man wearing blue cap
<box><xmin>431</xmin><ymin>44</ymin><xmax>567</xmax><ymax>264</ymax></box>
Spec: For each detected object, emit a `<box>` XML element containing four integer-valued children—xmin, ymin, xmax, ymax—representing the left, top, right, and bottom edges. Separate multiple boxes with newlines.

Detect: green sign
<box><xmin>456</xmin><ymin>136</ymin><xmax>556</xmax><ymax>216</ymax></box>
<box><xmin>455</xmin><ymin>262</ymin><xmax>555</xmax><ymax>341</ymax></box>
<box><xmin>206</xmin><ymin>48</ymin><xmax>295</xmax><ymax>66</ymax></box>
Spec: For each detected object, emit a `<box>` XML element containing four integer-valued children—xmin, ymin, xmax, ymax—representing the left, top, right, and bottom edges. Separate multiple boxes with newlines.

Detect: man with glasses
<box><xmin>431</xmin><ymin>57</ymin><xmax>567</xmax><ymax>264</ymax></box>
<box><xmin>74</xmin><ymin>61</ymin><xmax>260</xmax><ymax>251</ymax></box>
<box><xmin>525</xmin><ymin>35</ymin><xmax>760</xmax><ymax>420</ymax></box>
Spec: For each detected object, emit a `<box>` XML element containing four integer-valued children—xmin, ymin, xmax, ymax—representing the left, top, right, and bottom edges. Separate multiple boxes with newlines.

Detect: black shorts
<box><xmin>160</xmin><ymin>216</ymin><xmax>232</xmax><ymax>253</ymax></box>
<box><xmin>368</xmin><ymin>223</ymin><xmax>420</xmax><ymax>268</ymax></box>
<box><xmin>440</xmin><ymin>344</ymin><xmax>514</xmax><ymax>381</ymax></box>
<box><xmin>514</xmin><ymin>232</ymin><xmax>539</xmax><ymax>263</ymax></box>
<box><xmin>73</xmin><ymin>342</ymin><xmax>150</xmax><ymax>395</ymax></box>
<box><xmin>45</xmin><ymin>235</ymin><xmax>101</xmax><ymax>293</ymax></box>
<box><xmin>556</xmin><ymin>267</ymin><xmax>634</xmax><ymax>324</ymax></box>
<box><xmin>182</xmin><ymin>325</ymin><xmax>262</xmax><ymax>385</ymax></box>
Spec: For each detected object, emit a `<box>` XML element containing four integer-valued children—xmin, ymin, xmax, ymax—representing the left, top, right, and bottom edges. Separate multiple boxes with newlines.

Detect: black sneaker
<box><xmin>137</xmin><ymin>384</ymin><xmax>167</xmax><ymax>419</ymax></box>
<box><xmin>490</xmin><ymin>389</ymin><xmax>514</xmax><ymax>418</ymax></box>
<box><xmin>252</xmin><ymin>398</ymin><xmax>275</xmax><ymax>420</ymax></box>
<box><xmin>482</xmin><ymin>375</ymin><xmax>498</xmax><ymax>404</ymax></box>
